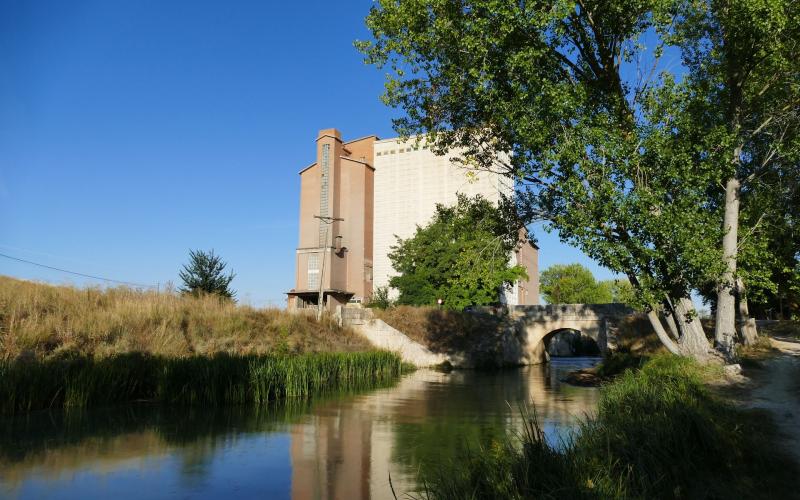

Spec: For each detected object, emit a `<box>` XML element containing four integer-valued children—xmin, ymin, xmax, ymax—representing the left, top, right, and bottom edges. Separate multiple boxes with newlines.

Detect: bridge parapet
<box><xmin>510</xmin><ymin>303</ymin><xmax>633</xmax><ymax>322</ymax></box>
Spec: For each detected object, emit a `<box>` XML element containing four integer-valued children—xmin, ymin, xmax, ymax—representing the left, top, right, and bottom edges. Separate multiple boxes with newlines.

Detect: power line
<box><xmin>0</xmin><ymin>252</ymin><xmax>157</xmax><ymax>289</ymax></box>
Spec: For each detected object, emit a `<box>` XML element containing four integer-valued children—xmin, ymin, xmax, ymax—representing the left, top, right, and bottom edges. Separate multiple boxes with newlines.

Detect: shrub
<box><xmin>366</xmin><ymin>286</ymin><xmax>393</xmax><ymax>309</ymax></box>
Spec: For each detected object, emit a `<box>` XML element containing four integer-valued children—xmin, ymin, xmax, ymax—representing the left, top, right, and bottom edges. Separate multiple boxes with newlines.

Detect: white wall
<box><xmin>372</xmin><ymin>138</ymin><xmax>514</xmax><ymax>302</ymax></box>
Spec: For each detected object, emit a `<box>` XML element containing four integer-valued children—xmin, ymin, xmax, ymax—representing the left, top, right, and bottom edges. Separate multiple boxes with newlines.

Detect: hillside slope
<box><xmin>0</xmin><ymin>276</ymin><xmax>371</xmax><ymax>360</ymax></box>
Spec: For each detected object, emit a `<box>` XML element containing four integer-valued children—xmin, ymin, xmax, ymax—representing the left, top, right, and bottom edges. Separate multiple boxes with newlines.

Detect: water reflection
<box><xmin>0</xmin><ymin>359</ymin><xmax>599</xmax><ymax>499</ymax></box>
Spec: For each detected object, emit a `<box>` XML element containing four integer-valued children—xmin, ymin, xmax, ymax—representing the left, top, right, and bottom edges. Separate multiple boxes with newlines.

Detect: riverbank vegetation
<box><xmin>0</xmin><ymin>277</ymin><xmax>405</xmax><ymax>415</ymax></box>
<box><xmin>0</xmin><ymin>351</ymin><xmax>404</xmax><ymax>415</ymax></box>
<box><xmin>0</xmin><ymin>276</ymin><xmax>372</xmax><ymax>360</ymax></box>
<box><xmin>419</xmin><ymin>355</ymin><xmax>797</xmax><ymax>499</ymax></box>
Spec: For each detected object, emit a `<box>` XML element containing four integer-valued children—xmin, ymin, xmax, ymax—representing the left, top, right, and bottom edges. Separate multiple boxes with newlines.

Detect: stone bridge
<box><xmin>507</xmin><ymin>304</ymin><xmax>634</xmax><ymax>364</ymax></box>
<box><xmin>341</xmin><ymin>303</ymin><xmax>635</xmax><ymax>368</ymax></box>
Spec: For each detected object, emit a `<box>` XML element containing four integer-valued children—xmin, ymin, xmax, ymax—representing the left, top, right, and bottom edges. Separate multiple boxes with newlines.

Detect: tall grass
<box><xmin>419</xmin><ymin>355</ymin><xmax>797</xmax><ymax>499</ymax></box>
<box><xmin>0</xmin><ymin>351</ymin><xmax>404</xmax><ymax>415</ymax></box>
<box><xmin>0</xmin><ymin>276</ymin><xmax>372</xmax><ymax>359</ymax></box>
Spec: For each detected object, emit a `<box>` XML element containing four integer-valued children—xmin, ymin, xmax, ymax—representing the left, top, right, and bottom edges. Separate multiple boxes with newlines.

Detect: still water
<box><xmin>0</xmin><ymin>358</ymin><xmax>600</xmax><ymax>500</ymax></box>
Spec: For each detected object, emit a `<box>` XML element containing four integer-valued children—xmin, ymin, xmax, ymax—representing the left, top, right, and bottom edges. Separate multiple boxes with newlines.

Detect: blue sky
<box><xmin>0</xmin><ymin>0</ymin><xmax>614</xmax><ymax>306</ymax></box>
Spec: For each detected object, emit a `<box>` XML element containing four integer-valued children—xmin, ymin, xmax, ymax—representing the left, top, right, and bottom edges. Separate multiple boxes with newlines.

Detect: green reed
<box><xmin>0</xmin><ymin>351</ymin><xmax>404</xmax><ymax>415</ymax></box>
<box><xmin>418</xmin><ymin>355</ymin><xmax>798</xmax><ymax>499</ymax></box>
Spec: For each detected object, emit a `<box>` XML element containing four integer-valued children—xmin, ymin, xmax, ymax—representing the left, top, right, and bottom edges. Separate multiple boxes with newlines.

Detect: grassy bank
<box><xmin>0</xmin><ymin>277</ymin><xmax>406</xmax><ymax>415</ymax></box>
<box><xmin>374</xmin><ymin>305</ymin><xmax>502</xmax><ymax>353</ymax></box>
<box><xmin>0</xmin><ymin>276</ymin><xmax>372</xmax><ymax>360</ymax></box>
<box><xmin>0</xmin><ymin>351</ymin><xmax>404</xmax><ymax>415</ymax></box>
<box><xmin>420</xmin><ymin>355</ymin><xmax>797</xmax><ymax>499</ymax></box>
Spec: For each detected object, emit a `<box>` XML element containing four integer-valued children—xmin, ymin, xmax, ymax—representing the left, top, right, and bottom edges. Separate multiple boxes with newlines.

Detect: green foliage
<box><xmin>358</xmin><ymin>0</ymin><xmax>800</xmax><ymax>320</ymax></box>
<box><xmin>366</xmin><ymin>286</ymin><xmax>394</xmax><ymax>309</ymax></box>
<box><xmin>179</xmin><ymin>249</ymin><xmax>236</xmax><ymax>300</ymax></box>
<box><xmin>539</xmin><ymin>263</ymin><xmax>638</xmax><ymax>307</ymax></box>
<box><xmin>731</xmin><ymin>164</ymin><xmax>799</xmax><ymax>318</ymax></box>
<box><xmin>388</xmin><ymin>194</ymin><xmax>527</xmax><ymax>309</ymax></box>
<box><xmin>540</xmin><ymin>263</ymin><xmax>612</xmax><ymax>304</ymax></box>
<box><xmin>675</xmin><ymin>0</ymin><xmax>800</xmax><ymax>319</ymax></box>
<box><xmin>0</xmin><ymin>351</ymin><xmax>405</xmax><ymax>415</ymax></box>
<box><xmin>604</xmin><ymin>278</ymin><xmax>639</xmax><ymax>308</ymax></box>
<box><xmin>417</xmin><ymin>355</ymin><xmax>797</xmax><ymax>499</ymax></box>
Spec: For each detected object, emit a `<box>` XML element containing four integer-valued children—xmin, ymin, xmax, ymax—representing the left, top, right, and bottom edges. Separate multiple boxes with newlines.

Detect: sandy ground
<box><xmin>739</xmin><ymin>337</ymin><xmax>800</xmax><ymax>461</ymax></box>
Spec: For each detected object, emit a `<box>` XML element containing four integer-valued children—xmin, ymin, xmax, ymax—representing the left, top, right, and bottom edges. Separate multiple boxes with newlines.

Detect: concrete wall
<box><xmin>372</xmin><ymin>138</ymin><xmax>518</xmax><ymax>301</ymax></box>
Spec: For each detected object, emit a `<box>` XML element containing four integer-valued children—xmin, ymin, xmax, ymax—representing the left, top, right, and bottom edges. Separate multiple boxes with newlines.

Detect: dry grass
<box><xmin>0</xmin><ymin>276</ymin><xmax>372</xmax><ymax>360</ymax></box>
<box><xmin>374</xmin><ymin>305</ymin><xmax>502</xmax><ymax>354</ymax></box>
<box><xmin>614</xmin><ymin>314</ymin><xmax>666</xmax><ymax>355</ymax></box>
<box><xmin>759</xmin><ymin>320</ymin><xmax>800</xmax><ymax>338</ymax></box>
<box><xmin>737</xmin><ymin>322</ymin><xmax>799</xmax><ymax>365</ymax></box>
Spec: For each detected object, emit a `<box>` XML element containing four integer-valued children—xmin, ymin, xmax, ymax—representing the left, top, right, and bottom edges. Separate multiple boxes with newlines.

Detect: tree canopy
<box><xmin>388</xmin><ymin>194</ymin><xmax>528</xmax><ymax>309</ymax></box>
<box><xmin>540</xmin><ymin>263</ymin><xmax>636</xmax><ymax>306</ymax></box>
<box><xmin>540</xmin><ymin>263</ymin><xmax>612</xmax><ymax>304</ymax></box>
<box><xmin>358</xmin><ymin>0</ymin><xmax>800</xmax><ymax>358</ymax></box>
<box><xmin>179</xmin><ymin>249</ymin><xmax>236</xmax><ymax>300</ymax></box>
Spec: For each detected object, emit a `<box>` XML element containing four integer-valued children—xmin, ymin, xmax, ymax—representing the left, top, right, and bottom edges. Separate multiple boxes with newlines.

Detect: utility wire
<box><xmin>0</xmin><ymin>252</ymin><xmax>157</xmax><ymax>288</ymax></box>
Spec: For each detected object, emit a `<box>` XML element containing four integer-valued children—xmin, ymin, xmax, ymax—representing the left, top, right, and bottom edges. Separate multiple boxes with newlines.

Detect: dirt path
<box><xmin>742</xmin><ymin>337</ymin><xmax>800</xmax><ymax>461</ymax></box>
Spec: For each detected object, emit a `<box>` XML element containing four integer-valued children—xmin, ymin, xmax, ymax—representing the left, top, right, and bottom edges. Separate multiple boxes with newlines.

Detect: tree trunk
<box><xmin>662</xmin><ymin>296</ymin><xmax>681</xmax><ymax>340</ymax></box>
<box><xmin>630</xmin><ymin>274</ymin><xmax>710</xmax><ymax>361</ymax></box>
<box><xmin>736</xmin><ymin>278</ymin><xmax>759</xmax><ymax>345</ymax></box>
<box><xmin>646</xmin><ymin>309</ymin><xmax>681</xmax><ymax>356</ymax></box>
<box><xmin>665</xmin><ymin>312</ymin><xmax>680</xmax><ymax>341</ymax></box>
<box><xmin>674</xmin><ymin>297</ymin><xmax>712</xmax><ymax>357</ymax></box>
<box><xmin>645</xmin><ymin>298</ymin><xmax>711</xmax><ymax>361</ymax></box>
<box><xmin>715</xmin><ymin>176</ymin><xmax>740</xmax><ymax>358</ymax></box>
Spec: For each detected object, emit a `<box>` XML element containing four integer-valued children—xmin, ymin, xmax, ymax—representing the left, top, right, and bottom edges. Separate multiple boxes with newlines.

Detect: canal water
<box><xmin>0</xmin><ymin>358</ymin><xmax>600</xmax><ymax>500</ymax></box>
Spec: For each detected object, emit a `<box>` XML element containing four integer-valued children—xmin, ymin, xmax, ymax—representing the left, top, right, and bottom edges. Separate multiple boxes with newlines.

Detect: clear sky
<box><xmin>0</xmin><ymin>0</ymin><xmax>615</xmax><ymax>306</ymax></box>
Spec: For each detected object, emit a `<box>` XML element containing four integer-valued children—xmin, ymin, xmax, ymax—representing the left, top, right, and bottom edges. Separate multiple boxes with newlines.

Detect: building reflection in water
<box><xmin>0</xmin><ymin>360</ymin><xmax>599</xmax><ymax>500</ymax></box>
<box><xmin>288</xmin><ymin>361</ymin><xmax>599</xmax><ymax>500</ymax></box>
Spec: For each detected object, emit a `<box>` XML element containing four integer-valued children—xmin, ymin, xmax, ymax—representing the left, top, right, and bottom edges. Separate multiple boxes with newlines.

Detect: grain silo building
<box><xmin>286</xmin><ymin>129</ymin><xmax>538</xmax><ymax>311</ymax></box>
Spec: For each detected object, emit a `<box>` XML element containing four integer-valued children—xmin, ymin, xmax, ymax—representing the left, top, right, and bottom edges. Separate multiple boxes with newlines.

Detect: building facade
<box><xmin>286</xmin><ymin>129</ymin><xmax>376</xmax><ymax>310</ymax></box>
<box><xmin>287</xmin><ymin>129</ymin><xmax>539</xmax><ymax>310</ymax></box>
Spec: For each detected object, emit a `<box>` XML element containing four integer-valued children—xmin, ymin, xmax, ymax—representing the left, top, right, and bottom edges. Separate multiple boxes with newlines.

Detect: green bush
<box><xmin>366</xmin><ymin>286</ymin><xmax>394</xmax><ymax>309</ymax></box>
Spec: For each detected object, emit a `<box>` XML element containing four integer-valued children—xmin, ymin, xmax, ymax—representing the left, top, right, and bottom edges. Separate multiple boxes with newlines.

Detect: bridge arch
<box><xmin>509</xmin><ymin>304</ymin><xmax>633</xmax><ymax>364</ymax></box>
<box><xmin>542</xmin><ymin>328</ymin><xmax>601</xmax><ymax>358</ymax></box>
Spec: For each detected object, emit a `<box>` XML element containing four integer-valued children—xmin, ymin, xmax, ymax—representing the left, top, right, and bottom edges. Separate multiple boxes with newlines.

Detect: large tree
<box><xmin>358</xmin><ymin>0</ymin><xmax>799</xmax><ymax>360</ymax></box>
<box><xmin>671</xmin><ymin>0</ymin><xmax>800</xmax><ymax>353</ymax></box>
<box><xmin>388</xmin><ymin>194</ymin><xmax>527</xmax><ymax>309</ymax></box>
<box><xmin>703</xmin><ymin>158</ymin><xmax>800</xmax><ymax>321</ymax></box>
